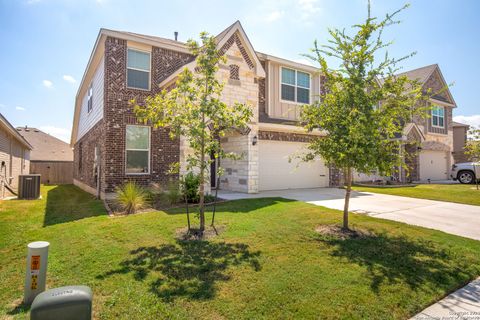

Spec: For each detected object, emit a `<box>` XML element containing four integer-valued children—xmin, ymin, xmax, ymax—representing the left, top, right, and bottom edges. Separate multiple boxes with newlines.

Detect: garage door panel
<box><xmin>419</xmin><ymin>150</ymin><xmax>448</xmax><ymax>181</ymax></box>
<box><xmin>259</xmin><ymin>140</ymin><xmax>328</xmax><ymax>191</ymax></box>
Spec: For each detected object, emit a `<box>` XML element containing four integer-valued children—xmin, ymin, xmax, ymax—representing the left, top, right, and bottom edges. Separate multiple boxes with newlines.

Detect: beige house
<box><xmin>71</xmin><ymin>21</ymin><xmax>459</xmax><ymax>199</ymax></box>
<box><xmin>0</xmin><ymin>113</ymin><xmax>32</xmax><ymax>199</ymax></box>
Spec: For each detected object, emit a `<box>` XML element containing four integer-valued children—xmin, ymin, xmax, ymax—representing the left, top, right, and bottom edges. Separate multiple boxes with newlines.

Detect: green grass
<box><xmin>1</xmin><ymin>185</ymin><xmax>480</xmax><ymax>319</ymax></box>
<box><xmin>353</xmin><ymin>183</ymin><xmax>480</xmax><ymax>206</ymax></box>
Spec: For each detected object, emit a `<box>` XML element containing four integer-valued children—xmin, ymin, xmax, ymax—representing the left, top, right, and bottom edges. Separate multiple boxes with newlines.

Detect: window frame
<box><xmin>431</xmin><ymin>105</ymin><xmax>445</xmax><ymax>128</ymax></box>
<box><xmin>125</xmin><ymin>125</ymin><xmax>151</xmax><ymax>175</ymax></box>
<box><xmin>126</xmin><ymin>48</ymin><xmax>151</xmax><ymax>91</ymax></box>
<box><xmin>87</xmin><ymin>84</ymin><xmax>93</xmax><ymax>113</ymax></box>
<box><xmin>280</xmin><ymin>67</ymin><xmax>312</xmax><ymax>105</ymax></box>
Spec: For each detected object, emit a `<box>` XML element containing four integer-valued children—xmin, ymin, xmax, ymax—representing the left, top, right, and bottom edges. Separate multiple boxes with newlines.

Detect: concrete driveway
<box><xmin>218</xmin><ymin>187</ymin><xmax>480</xmax><ymax>240</ymax></box>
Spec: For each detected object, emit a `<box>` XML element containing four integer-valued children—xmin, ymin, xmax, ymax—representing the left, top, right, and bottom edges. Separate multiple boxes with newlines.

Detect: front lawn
<box><xmin>1</xmin><ymin>185</ymin><xmax>480</xmax><ymax>319</ymax></box>
<box><xmin>352</xmin><ymin>183</ymin><xmax>480</xmax><ymax>206</ymax></box>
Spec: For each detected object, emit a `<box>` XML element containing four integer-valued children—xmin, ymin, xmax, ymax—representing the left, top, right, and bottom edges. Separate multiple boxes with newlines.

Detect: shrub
<box><xmin>165</xmin><ymin>180</ymin><xmax>181</xmax><ymax>205</ymax></box>
<box><xmin>182</xmin><ymin>172</ymin><xmax>200</xmax><ymax>203</ymax></box>
<box><xmin>204</xmin><ymin>194</ymin><xmax>216</xmax><ymax>203</ymax></box>
<box><xmin>116</xmin><ymin>182</ymin><xmax>146</xmax><ymax>214</ymax></box>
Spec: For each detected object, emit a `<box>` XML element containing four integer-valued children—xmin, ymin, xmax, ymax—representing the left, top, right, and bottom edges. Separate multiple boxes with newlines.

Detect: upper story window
<box><xmin>87</xmin><ymin>84</ymin><xmax>93</xmax><ymax>113</ymax></box>
<box><xmin>125</xmin><ymin>125</ymin><xmax>150</xmax><ymax>174</ymax></box>
<box><xmin>281</xmin><ymin>67</ymin><xmax>310</xmax><ymax>104</ymax></box>
<box><xmin>432</xmin><ymin>106</ymin><xmax>445</xmax><ymax>128</ymax></box>
<box><xmin>127</xmin><ymin>48</ymin><xmax>151</xmax><ymax>90</ymax></box>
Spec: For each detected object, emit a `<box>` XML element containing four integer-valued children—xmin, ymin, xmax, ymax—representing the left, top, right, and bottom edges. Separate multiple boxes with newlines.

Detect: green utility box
<box><xmin>30</xmin><ymin>286</ymin><xmax>92</xmax><ymax>320</ymax></box>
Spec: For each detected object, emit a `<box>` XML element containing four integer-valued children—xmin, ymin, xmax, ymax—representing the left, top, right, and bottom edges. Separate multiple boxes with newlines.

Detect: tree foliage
<box><xmin>465</xmin><ymin>127</ymin><xmax>480</xmax><ymax>162</ymax></box>
<box><xmin>301</xmin><ymin>2</ymin><xmax>429</xmax><ymax>229</ymax></box>
<box><xmin>133</xmin><ymin>32</ymin><xmax>252</xmax><ymax>234</ymax></box>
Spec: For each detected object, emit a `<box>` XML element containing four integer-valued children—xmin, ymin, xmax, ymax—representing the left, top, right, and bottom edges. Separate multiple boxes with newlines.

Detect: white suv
<box><xmin>451</xmin><ymin>162</ymin><xmax>479</xmax><ymax>184</ymax></box>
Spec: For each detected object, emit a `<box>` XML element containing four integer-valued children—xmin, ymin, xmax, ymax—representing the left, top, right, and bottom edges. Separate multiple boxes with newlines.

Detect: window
<box><xmin>432</xmin><ymin>106</ymin><xmax>445</xmax><ymax>128</ymax></box>
<box><xmin>125</xmin><ymin>125</ymin><xmax>150</xmax><ymax>174</ymax></box>
<box><xmin>87</xmin><ymin>84</ymin><xmax>93</xmax><ymax>113</ymax></box>
<box><xmin>127</xmin><ymin>48</ymin><xmax>151</xmax><ymax>90</ymax></box>
<box><xmin>281</xmin><ymin>67</ymin><xmax>310</xmax><ymax>104</ymax></box>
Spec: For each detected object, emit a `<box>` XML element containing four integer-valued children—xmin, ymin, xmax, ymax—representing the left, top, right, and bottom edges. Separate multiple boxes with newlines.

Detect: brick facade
<box><xmin>74</xmin><ymin>36</ymin><xmax>189</xmax><ymax>197</ymax></box>
<box><xmin>258</xmin><ymin>130</ymin><xmax>315</xmax><ymax>143</ymax></box>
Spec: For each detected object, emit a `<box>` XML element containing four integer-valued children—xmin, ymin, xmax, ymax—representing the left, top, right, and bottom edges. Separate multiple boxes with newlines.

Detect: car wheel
<box><xmin>458</xmin><ymin>171</ymin><xmax>475</xmax><ymax>184</ymax></box>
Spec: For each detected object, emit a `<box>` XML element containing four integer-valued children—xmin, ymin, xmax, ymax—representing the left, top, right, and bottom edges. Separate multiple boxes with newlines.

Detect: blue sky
<box><xmin>1</xmin><ymin>0</ymin><xmax>479</xmax><ymax>142</ymax></box>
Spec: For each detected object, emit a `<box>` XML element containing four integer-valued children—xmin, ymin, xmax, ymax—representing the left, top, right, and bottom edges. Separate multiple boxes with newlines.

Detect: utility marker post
<box><xmin>24</xmin><ymin>241</ymin><xmax>50</xmax><ymax>304</ymax></box>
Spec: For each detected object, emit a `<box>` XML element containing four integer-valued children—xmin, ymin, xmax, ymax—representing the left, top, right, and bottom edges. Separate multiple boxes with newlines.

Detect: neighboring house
<box><xmin>397</xmin><ymin>64</ymin><xmax>456</xmax><ymax>182</ymax></box>
<box><xmin>16</xmin><ymin>127</ymin><xmax>74</xmax><ymax>184</ymax></box>
<box><xmin>353</xmin><ymin>64</ymin><xmax>457</xmax><ymax>183</ymax></box>
<box><xmin>0</xmin><ymin>113</ymin><xmax>32</xmax><ymax>199</ymax></box>
<box><xmin>452</xmin><ymin>121</ymin><xmax>470</xmax><ymax>163</ymax></box>
<box><xmin>71</xmin><ymin>21</ymin><xmax>457</xmax><ymax>199</ymax></box>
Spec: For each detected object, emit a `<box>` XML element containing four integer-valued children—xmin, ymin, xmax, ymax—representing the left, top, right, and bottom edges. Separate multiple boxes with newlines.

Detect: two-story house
<box><xmin>71</xmin><ymin>21</ymin><xmax>456</xmax><ymax>199</ymax></box>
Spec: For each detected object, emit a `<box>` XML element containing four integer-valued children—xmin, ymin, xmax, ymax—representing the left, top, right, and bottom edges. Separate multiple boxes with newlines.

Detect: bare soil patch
<box><xmin>315</xmin><ymin>225</ymin><xmax>374</xmax><ymax>239</ymax></box>
<box><xmin>176</xmin><ymin>225</ymin><xmax>226</xmax><ymax>240</ymax></box>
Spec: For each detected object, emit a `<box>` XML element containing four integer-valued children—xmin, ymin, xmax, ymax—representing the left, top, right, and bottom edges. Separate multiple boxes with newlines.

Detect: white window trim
<box><xmin>125</xmin><ymin>125</ymin><xmax>151</xmax><ymax>175</ymax></box>
<box><xmin>431</xmin><ymin>105</ymin><xmax>445</xmax><ymax>128</ymax></box>
<box><xmin>126</xmin><ymin>48</ymin><xmax>152</xmax><ymax>91</ymax></box>
<box><xmin>280</xmin><ymin>67</ymin><xmax>312</xmax><ymax>105</ymax></box>
<box><xmin>87</xmin><ymin>84</ymin><xmax>93</xmax><ymax>113</ymax></box>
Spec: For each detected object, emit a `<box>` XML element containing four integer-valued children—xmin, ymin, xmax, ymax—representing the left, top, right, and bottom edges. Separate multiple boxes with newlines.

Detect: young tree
<box><xmin>465</xmin><ymin>126</ymin><xmax>480</xmax><ymax>162</ymax></box>
<box><xmin>133</xmin><ymin>32</ymin><xmax>252</xmax><ymax>236</ymax></box>
<box><xmin>465</xmin><ymin>126</ymin><xmax>480</xmax><ymax>190</ymax></box>
<box><xmin>300</xmin><ymin>3</ymin><xmax>428</xmax><ymax>230</ymax></box>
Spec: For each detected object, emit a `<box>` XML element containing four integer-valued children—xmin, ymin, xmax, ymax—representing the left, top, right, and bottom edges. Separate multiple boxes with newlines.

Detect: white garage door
<box><xmin>419</xmin><ymin>150</ymin><xmax>448</xmax><ymax>181</ymax></box>
<box><xmin>258</xmin><ymin>140</ymin><xmax>329</xmax><ymax>191</ymax></box>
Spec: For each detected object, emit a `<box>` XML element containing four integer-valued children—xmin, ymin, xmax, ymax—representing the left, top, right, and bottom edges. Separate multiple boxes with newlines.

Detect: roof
<box><xmin>452</xmin><ymin>121</ymin><xmax>470</xmax><ymax>128</ymax></box>
<box><xmin>396</xmin><ymin>64</ymin><xmax>438</xmax><ymax>83</ymax></box>
<box><xmin>16</xmin><ymin>127</ymin><xmax>73</xmax><ymax>162</ymax></box>
<box><xmin>0</xmin><ymin>113</ymin><xmax>32</xmax><ymax>149</ymax></box>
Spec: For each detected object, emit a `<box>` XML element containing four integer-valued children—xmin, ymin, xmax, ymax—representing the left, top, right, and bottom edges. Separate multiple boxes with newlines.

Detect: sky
<box><xmin>0</xmin><ymin>0</ymin><xmax>479</xmax><ymax>142</ymax></box>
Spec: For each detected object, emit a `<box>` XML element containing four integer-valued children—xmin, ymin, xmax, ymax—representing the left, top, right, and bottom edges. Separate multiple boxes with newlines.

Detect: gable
<box><xmin>423</xmin><ymin>67</ymin><xmax>455</xmax><ymax>106</ymax></box>
<box><xmin>219</xmin><ymin>31</ymin><xmax>255</xmax><ymax>70</ymax></box>
<box><xmin>216</xmin><ymin>21</ymin><xmax>265</xmax><ymax>78</ymax></box>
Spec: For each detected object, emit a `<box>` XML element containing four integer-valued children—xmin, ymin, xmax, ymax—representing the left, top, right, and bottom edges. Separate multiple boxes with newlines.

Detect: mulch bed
<box><xmin>315</xmin><ymin>225</ymin><xmax>375</xmax><ymax>240</ymax></box>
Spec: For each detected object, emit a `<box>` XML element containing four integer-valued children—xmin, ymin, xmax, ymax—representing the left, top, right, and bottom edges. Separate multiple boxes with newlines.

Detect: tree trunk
<box><xmin>343</xmin><ymin>167</ymin><xmax>352</xmax><ymax>230</ymax></box>
<box><xmin>198</xmin><ymin>113</ymin><xmax>206</xmax><ymax>234</ymax></box>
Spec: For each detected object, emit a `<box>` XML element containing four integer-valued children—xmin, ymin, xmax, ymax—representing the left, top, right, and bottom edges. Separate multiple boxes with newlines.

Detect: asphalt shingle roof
<box><xmin>16</xmin><ymin>127</ymin><xmax>73</xmax><ymax>162</ymax></box>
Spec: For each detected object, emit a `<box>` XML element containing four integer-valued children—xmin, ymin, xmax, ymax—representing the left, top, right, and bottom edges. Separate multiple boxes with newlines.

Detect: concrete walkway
<box><xmin>218</xmin><ymin>187</ymin><xmax>480</xmax><ymax>240</ymax></box>
<box><xmin>411</xmin><ymin>278</ymin><xmax>480</xmax><ymax>320</ymax></box>
<box><xmin>218</xmin><ymin>187</ymin><xmax>480</xmax><ymax>319</ymax></box>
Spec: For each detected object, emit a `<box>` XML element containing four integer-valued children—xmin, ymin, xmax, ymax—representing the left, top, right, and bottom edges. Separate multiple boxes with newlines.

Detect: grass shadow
<box><xmin>44</xmin><ymin>184</ymin><xmax>107</xmax><ymax>226</ymax></box>
<box><xmin>97</xmin><ymin>240</ymin><xmax>261</xmax><ymax>302</ymax></box>
<box><xmin>316</xmin><ymin>231</ymin><xmax>479</xmax><ymax>294</ymax></box>
<box><xmin>7</xmin><ymin>301</ymin><xmax>30</xmax><ymax>316</ymax></box>
<box><xmin>164</xmin><ymin>197</ymin><xmax>296</xmax><ymax>215</ymax></box>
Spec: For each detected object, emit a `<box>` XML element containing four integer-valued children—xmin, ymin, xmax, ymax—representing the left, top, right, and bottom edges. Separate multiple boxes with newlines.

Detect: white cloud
<box><xmin>42</xmin><ymin>80</ymin><xmax>53</xmax><ymax>88</ymax></box>
<box><xmin>453</xmin><ymin>115</ymin><xmax>480</xmax><ymax>129</ymax></box>
<box><xmin>16</xmin><ymin>106</ymin><xmax>26</xmax><ymax>111</ymax></box>
<box><xmin>63</xmin><ymin>75</ymin><xmax>76</xmax><ymax>84</ymax></box>
<box><xmin>39</xmin><ymin>126</ymin><xmax>72</xmax><ymax>143</ymax></box>
<box><xmin>298</xmin><ymin>0</ymin><xmax>322</xmax><ymax>22</ymax></box>
<box><xmin>265</xmin><ymin>10</ymin><xmax>285</xmax><ymax>22</ymax></box>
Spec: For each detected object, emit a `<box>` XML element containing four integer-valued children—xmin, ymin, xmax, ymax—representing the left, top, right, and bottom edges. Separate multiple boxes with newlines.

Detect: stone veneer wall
<box><xmin>214</xmin><ymin>32</ymin><xmax>259</xmax><ymax>193</ymax></box>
